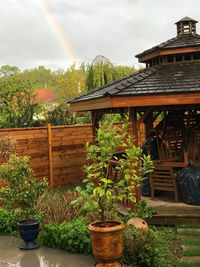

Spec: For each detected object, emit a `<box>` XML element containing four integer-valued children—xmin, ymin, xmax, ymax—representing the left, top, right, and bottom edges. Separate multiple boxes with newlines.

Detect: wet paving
<box><xmin>0</xmin><ymin>236</ymin><xmax>95</xmax><ymax>267</ymax></box>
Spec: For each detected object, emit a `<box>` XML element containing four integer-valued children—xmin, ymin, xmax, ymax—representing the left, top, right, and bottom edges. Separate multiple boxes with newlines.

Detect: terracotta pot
<box><xmin>126</xmin><ymin>217</ymin><xmax>149</xmax><ymax>232</ymax></box>
<box><xmin>88</xmin><ymin>220</ymin><xmax>125</xmax><ymax>267</ymax></box>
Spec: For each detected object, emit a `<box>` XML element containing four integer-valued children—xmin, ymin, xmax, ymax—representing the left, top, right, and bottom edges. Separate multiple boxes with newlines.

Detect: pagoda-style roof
<box><xmin>175</xmin><ymin>16</ymin><xmax>198</xmax><ymax>24</ymax></box>
<box><xmin>69</xmin><ymin>17</ymin><xmax>200</xmax><ymax>112</ymax></box>
<box><xmin>68</xmin><ymin>61</ymin><xmax>200</xmax><ymax>106</ymax></box>
<box><xmin>135</xmin><ymin>34</ymin><xmax>200</xmax><ymax>59</ymax></box>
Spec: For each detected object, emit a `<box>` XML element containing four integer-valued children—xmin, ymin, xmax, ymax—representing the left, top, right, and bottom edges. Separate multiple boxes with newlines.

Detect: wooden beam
<box><xmin>70</xmin><ymin>97</ymin><xmax>111</xmax><ymax>112</ymax></box>
<box><xmin>138</xmin><ymin>46</ymin><xmax>200</xmax><ymax>62</ymax></box>
<box><xmin>110</xmin><ymin>93</ymin><xmax>200</xmax><ymax>108</ymax></box>
<box><xmin>137</xmin><ymin>108</ymin><xmax>153</xmax><ymax>125</ymax></box>
<box><xmin>70</xmin><ymin>93</ymin><xmax>200</xmax><ymax>112</ymax></box>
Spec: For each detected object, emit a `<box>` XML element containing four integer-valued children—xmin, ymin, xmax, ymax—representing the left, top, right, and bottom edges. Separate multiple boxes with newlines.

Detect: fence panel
<box><xmin>0</xmin><ymin>122</ymin><xmax>149</xmax><ymax>189</ymax></box>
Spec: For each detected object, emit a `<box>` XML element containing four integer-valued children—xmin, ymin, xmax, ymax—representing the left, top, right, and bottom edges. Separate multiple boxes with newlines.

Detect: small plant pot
<box><xmin>17</xmin><ymin>219</ymin><xmax>40</xmax><ymax>250</ymax></box>
<box><xmin>88</xmin><ymin>220</ymin><xmax>125</xmax><ymax>267</ymax></box>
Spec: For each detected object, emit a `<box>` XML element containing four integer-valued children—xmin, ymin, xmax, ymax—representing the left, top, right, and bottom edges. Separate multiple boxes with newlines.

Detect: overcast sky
<box><xmin>1</xmin><ymin>0</ymin><xmax>200</xmax><ymax>71</ymax></box>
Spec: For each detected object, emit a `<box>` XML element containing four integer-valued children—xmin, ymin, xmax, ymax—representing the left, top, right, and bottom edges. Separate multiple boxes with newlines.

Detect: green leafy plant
<box><xmin>72</xmin><ymin>119</ymin><xmax>153</xmax><ymax>222</ymax></box>
<box><xmin>122</xmin><ymin>227</ymin><xmax>178</xmax><ymax>267</ymax></box>
<box><xmin>38</xmin><ymin>217</ymin><xmax>92</xmax><ymax>254</ymax></box>
<box><xmin>121</xmin><ymin>199</ymin><xmax>153</xmax><ymax>224</ymax></box>
<box><xmin>0</xmin><ymin>207</ymin><xmax>20</xmax><ymax>236</ymax></box>
<box><xmin>0</xmin><ymin>154</ymin><xmax>48</xmax><ymax>223</ymax></box>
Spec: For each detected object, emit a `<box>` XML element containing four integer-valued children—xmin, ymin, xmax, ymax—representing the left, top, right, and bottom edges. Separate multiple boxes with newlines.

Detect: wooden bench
<box><xmin>150</xmin><ymin>166</ymin><xmax>179</xmax><ymax>202</ymax></box>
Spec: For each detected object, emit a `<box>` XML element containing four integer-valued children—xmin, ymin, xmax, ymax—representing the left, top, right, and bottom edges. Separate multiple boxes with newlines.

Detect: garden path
<box><xmin>177</xmin><ymin>226</ymin><xmax>200</xmax><ymax>266</ymax></box>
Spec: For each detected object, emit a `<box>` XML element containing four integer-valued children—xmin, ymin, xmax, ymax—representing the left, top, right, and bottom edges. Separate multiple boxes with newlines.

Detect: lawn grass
<box><xmin>181</xmin><ymin>239</ymin><xmax>200</xmax><ymax>246</ymax></box>
<box><xmin>177</xmin><ymin>224</ymin><xmax>200</xmax><ymax>229</ymax></box>
<box><xmin>177</xmin><ymin>223</ymin><xmax>200</xmax><ymax>266</ymax></box>
<box><xmin>179</xmin><ymin>263</ymin><xmax>200</xmax><ymax>267</ymax></box>
<box><xmin>178</xmin><ymin>231</ymin><xmax>200</xmax><ymax>237</ymax></box>
<box><xmin>182</xmin><ymin>248</ymin><xmax>200</xmax><ymax>256</ymax></box>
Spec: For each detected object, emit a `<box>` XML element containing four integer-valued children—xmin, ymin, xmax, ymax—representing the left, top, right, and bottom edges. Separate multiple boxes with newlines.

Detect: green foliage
<box><xmin>102</xmin><ymin>114</ymin><xmax>123</xmax><ymax>123</ymax></box>
<box><xmin>0</xmin><ymin>208</ymin><xmax>20</xmax><ymax>235</ymax></box>
<box><xmin>121</xmin><ymin>200</ymin><xmax>153</xmax><ymax>224</ymax></box>
<box><xmin>0</xmin><ymin>76</ymin><xmax>41</xmax><ymax>128</ymax></box>
<box><xmin>38</xmin><ymin>217</ymin><xmax>92</xmax><ymax>254</ymax></box>
<box><xmin>75</xmin><ymin>112</ymin><xmax>91</xmax><ymax>125</ymax></box>
<box><xmin>86</xmin><ymin>55</ymin><xmax>136</xmax><ymax>91</ymax></box>
<box><xmin>20</xmin><ymin>65</ymin><xmax>56</xmax><ymax>89</ymax></box>
<box><xmin>72</xmin><ymin>119</ymin><xmax>153</xmax><ymax>221</ymax></box>
<box><xmin>0</xmin><ymin>154</ymin><xmax>48</xmax><ymax>222</ymax></box>
<box><xmin>122</xmin><ymin>227</ymin><xmax>178</xmax><ymax>267</ymax></box>
<box><xmin>55</xmin><ymin>64</ymin><xmax>87</xmax><ymax>102</ymax></box>
<box><xmin>44</xmin><ymin>103</ymin><xmax>75</xmax><ymax>126</ymax></box>
<box><xmin>0</xmin><ymin>65</ymin><xmax>20</xmax><ymax>77</ymax></box>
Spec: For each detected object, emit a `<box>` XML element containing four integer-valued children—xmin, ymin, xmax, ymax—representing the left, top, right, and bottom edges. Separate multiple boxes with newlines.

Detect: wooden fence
<box><xmin>0</xmin><ymin>122</ymin><xmax>148</xmax><ymax>189</ymax></box>
<box><xmin>0</xmin><ymin>124</ymin><xmax>93</xmax><ymax>188</ymax></box>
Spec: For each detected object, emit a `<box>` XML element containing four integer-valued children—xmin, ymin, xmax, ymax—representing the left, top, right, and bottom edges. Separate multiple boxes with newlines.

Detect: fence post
<box><xmin>47</xmin><ymin>123</ymin><xmax>54</xmax><ymax>189</ymax></box>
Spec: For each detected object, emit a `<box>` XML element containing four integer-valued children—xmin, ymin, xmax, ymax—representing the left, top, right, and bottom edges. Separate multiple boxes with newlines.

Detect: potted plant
<box><xmin>73</xmin><ymin>119</ymin><xmax>153</xmax><ymax>266</ymax></box>
<box><xmin>0</xmin><ymin>154</ymin><xmax>48</xmax><ymax>250</ymax></box>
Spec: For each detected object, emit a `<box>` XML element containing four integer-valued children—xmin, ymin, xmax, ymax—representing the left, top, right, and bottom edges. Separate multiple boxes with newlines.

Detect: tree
<box><xmin>86</xmin><ymin>55</ymin><xmax>136</xmax><ymax>91</ymax></box>
<box><xmin>44</xmin><ymin>103</ymin><xmax>75</xmax><ymax>126</ymax></box>
<box><xmin>21</xmin><ymin>66</ymin><xmax>56</xmax><ymax>89</ymax></box>
<box><xmin>55</xmin><ymin>64</ymin><xmax>87</xmax><ymax>102</ymax></box>
<box><xmin>0</xmin><ymin>76</ymin><xmax>41</xmax><ymax>128</ymax></box>
<box><xmin>0</xmin><ymin>65</ymin><xmax>21</xmax><ymax>77</ymax></box>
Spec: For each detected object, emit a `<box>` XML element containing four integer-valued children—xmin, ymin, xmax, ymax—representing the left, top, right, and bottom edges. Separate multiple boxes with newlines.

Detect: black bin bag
<box><xmin>141</xmin><ymin>174</ymin><xmax>151</xmax><ymax>197</ymax></box>
<box><xmin>178</xmin><ymin>162</ymin><xmax>200</xmax><ymax>205</ymax></box>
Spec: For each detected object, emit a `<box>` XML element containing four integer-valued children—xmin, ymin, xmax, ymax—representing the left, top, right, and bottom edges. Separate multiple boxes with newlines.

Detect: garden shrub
<box><xmin>38</xmin><ymin>217</ymin><xmax>92</xmax><ymax>254</ymax></box>
<box><xmin>0</xmin><ymin>208</ymin><xmax>20</xmax><ymax>235</ymax></box>
<box><xmin>37</xmin><ymin>190</ymin><xmax>80</xmax><ymax>224</ymax></box>
<box><xmin>122</xmin><ymin>227</ymin><xmax>178</xmax><ymax>267</ymax></box>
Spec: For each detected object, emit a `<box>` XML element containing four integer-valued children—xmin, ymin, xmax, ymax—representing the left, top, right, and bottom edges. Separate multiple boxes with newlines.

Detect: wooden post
<box><xmin>47</xmin><ymin>123</ymin><xmax>54</xmax><ymax>189</ymax></box>
<box><xmin>92</xmin><ymin>111</ymin><xmax>98</xmax><ymax>143</ymax></box>
<box><xmin>91</xmin><ymin>110</ymin><xmax>103</xmax><ymax>143</ymax></box>
<box><xmin>129</xmin><ymin>108</ymin><xmax>141</xmax><ymax>209</ymax></box>
<box><xmin>184</xmin><ymin>151</ymin><xmax>188</xmax><ymax>166</ymax></box>
<box><xmin>129</xmin><ymin>108</ymin><xmax>138</xmax><ymax>146</ymax></box>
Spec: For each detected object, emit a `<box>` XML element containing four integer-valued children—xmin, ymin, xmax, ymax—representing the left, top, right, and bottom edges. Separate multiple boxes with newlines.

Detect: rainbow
<box><xmin>37</xmin><ymin>0</ymin><xmax>77</xmax><ymax>66</ymax></box>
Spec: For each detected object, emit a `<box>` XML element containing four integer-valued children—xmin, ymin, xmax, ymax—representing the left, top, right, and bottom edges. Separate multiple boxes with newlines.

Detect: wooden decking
<box><xmin>118</xmin><ymin>196</ymin><xmax>200</xmax><ymax>225</ymax></box>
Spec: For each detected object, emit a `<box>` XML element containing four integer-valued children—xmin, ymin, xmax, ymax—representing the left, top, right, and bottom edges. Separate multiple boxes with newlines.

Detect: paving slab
<box><xmin>178</xmin><ymin>235</ymin><xmax>200</xmax><ymax>240</ymax></box>
<box><xmin>0</xmin><ymin>236</ymin><xmax>95</xmax><ymax>267</ymax></box>
<box><xmin>0</xmin><ymin>236</ymin><xmax>129</xmax><ymax>267</ymax></box>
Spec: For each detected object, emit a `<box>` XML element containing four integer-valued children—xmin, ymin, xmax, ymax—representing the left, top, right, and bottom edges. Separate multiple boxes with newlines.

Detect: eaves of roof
<box><xmin>135</xmin><ymin>34</ymin><xmax>200</xmax><ymax>58</ymax></box>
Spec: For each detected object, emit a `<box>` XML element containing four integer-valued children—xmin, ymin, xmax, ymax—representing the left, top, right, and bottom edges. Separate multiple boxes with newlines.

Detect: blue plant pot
<box><xmin>17</xmin><ymin>220</ymin><xmax>40</xmax><ymax>250</ymax></box>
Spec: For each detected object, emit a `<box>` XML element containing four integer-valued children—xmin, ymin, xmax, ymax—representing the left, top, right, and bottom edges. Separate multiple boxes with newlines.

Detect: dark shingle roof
<box><xmin>135</xmin><ymin>34</ymin><xmax>200</xmax><ymax>58</ymax></box>
<box><xmin>68</xmin><ymin>62</ymin><xmax>200</xmax><ymax>104</ymax></box>
<box><xmin>175</xmin><ymin>16</ymin><xmax>198</xmax><ymax>24</ymax></box>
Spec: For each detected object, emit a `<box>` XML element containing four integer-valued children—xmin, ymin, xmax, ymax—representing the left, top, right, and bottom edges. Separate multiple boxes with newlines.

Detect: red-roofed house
<box><xmin>35</xmin><ymin>89</ymin><xmax>58</xmax><ymax>104</ymax></box>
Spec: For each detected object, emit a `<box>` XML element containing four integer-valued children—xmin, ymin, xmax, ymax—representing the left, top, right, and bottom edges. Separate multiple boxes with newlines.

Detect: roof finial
<box><xmin>175</xmin><ymin>17</ymin><xmax>198</xmax><ymax>36</ymax></box>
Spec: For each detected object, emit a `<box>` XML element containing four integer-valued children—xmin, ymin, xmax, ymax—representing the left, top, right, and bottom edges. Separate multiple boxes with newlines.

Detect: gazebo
<box><xmin>68</xmin><ymin>17</ymin><xmax>200</xmax><ymax>202</ymax></box>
